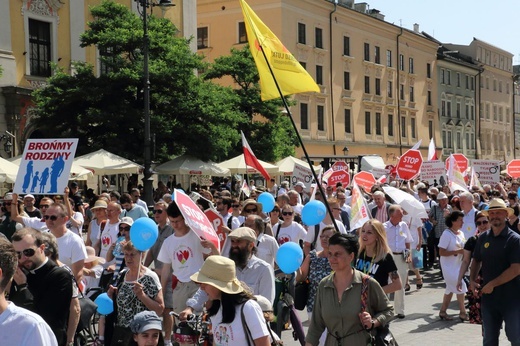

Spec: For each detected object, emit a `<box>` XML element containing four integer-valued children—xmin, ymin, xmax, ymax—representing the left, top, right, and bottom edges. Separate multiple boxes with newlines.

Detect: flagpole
<box><xmin>255</xmin><ymin>47</ymin><xmax>339</xmax><ymax>234</ymax></box>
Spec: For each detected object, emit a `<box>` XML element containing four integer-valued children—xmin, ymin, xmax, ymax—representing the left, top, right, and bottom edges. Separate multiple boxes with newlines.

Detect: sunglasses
<box><xmin>44</xmin><ymin>215</ymin><xmax>59</xmax><ymax>221</ymax></box>
<box><xmin>232</xmin><ymin>204</ymin><xmax>240</xmax><ymax>208</ymax></box>
<box><xmin>271</xmin><ymin>209</ymin><xmax>280</xmax><ymax>213</ymax></box>
<box><xmin>282</xmin><ymin>211</ymin><xmax>293</xmax><ymax>216</ymax></box>
<box><xmin>16</xmin><ymin>248</ymin><xmax>36</xmax><ymax>259</ymax></box>
<box><xmin>153</xmin><ymin>209</ymin><xmax>163</xmax><ymax>214</ymax></box>
<box><xmin>40</xmin><ymin>204</ymin><xmax>50</xmax><ymax>209</ymax></box>
<box><xmin>119</xmin><ymin>226</ymin><xmax>131</xmax><ymax>231</ymax></box>
<box><xmin>244</xmin><ymin>208</ymin><xmax>257</xmax><ymax>213</ymax></box>
<box><xmin>476</xmin><ymin>220</ymin><xmax>489</xmax><ymax>226</ymax></box>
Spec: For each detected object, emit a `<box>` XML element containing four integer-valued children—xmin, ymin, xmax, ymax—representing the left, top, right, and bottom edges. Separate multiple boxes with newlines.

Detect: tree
<box><xmin>203</xmin><ymin>46</ymin><xmax>299</xmax><ymax>162</ymax></box>
<box><xmin>32</xmin><ymin>1</ymin><xmax>242</xmax><ymax>162</ymax></box>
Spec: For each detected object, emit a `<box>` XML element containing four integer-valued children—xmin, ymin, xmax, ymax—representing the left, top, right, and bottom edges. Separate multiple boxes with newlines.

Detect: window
<box><xmin>427</xmin><ymin>91</ymin><xmax>432</xmax><ymax>106</ymax></box>
<box><xmin>493</xmin><ymin>105</ymin><xmax>498</xmax><ymax>121</ymax></box>
<box><xmin>375</xmin><ymin>112</ymin><xmax>382</xmax><ymax>135</ymax></box>
<box><xmin>343</xmin><ymin>71</ymin><xmax>350</xmax><ymax>90</ymax></box>
<box><xmin>499</xmin><ymin>81</ymin><xmax>502</xmax><ymax>93</ymax></box>
<box><xmin>409</xmin><ymin>86</ymin><xmax>414</xmax><ymax>102</ymax></box>
<box><xmin>315</xmin><ymin>27</ymin><xmax>323</xmax><ymax>48</ymax></box>
<box><xmin>456</xmin><ymin>73</ymin><xmax>461</xmax><ymax>87</ymax></box>
<box><xmin>343</xmin><ymin>36</ymin><xmax>350</xmax><ymax>56</ymax></box>
<box><xmin>428</xmin><ymin>120</ymin><xmax>433</xmax><ymax>139</ymax></box>
<box><xmin>411</xmin><ymin>118</ymin><xmax>416</xmax><ymax>138</ymax></box>
<box><xmin>441</xmin><ymin>100</ymin><xmax>446</xmax><ymax>117</ymax></box>
<box><xmin>300</xmin><ymin>103</ymin><xmax>308</xmax><ymax>130</ymax></box>
<box><xmin>441</xmin><ymin>69</ymin><xmax>445</xmax><ymax>84</ymax></box>
<box><xmin>401</xmin><ymin>116</ymin><xmax>407</xmax><ymax>137</ymax></box>
<box><xmin>466</xmin><ymin>75</ymin><xmax>469</xmax><ymax>89</ymax></box>
<box><xmin>364</xmin><ymin>76</ymin><xmax>370</xmax><ymax>94</ymax></box>
<box><xmin>29</xmin><ymin>18</ymin><xmax>52</xmax><ymax>77</ymax></box>
<box><xmin>300</xmin><ymin>61</ymin><xmax>306</xmax><ymax>70</ymax></box>
<box><xmin>442</xmin><ymin>130</ymin><xmax>447</xmax><ymax>148</ymax></box>
<box><xmin>317</xmin><ymin>105</ymin><xmax>324</xmax><ymax>131</ymax></box>
<box><xmin>409</xmin><ymin>57</ymin><xmax>414</xmax><ymax>73</ymax></box>
<box><xmin>386</xmin><ymin>50</ymin><xmax>392</xmax><ymax>67</ymax></box>
<box><xmin>375</xmin><ymin>46</ymin><xmax>380</xmax><ymax>64</ymax></box>
<box><xmin>447</xmin><ymin>100</ymin><xmax>452</xmax><ymax>117</ymax></box>
<box><xmin>197</xmin><ymin>27</ymin><xmax>209</xmax><ymax>49</ymax></box>
<box><xmin>387</xmin><ymin>81</ymin><xmax>393</xmax><ymax>98</ymax></box>
<box><xmin>456</xmin><ymin>132</ymin><xmax>461</xmax><ymax>150</ymax></box>
<box><xmin>466</xmin><ymin>133</ymin><xmax>470</xmax><ymax>149</ymax></box>
<box><xmin>400</xmin><ymin>84</ymin><xmax>405</xmax><ymax>100</ymax></box>
<box><xmin>456</xmin><ymin>102</ymin><xmax>461</xmax><ymax>118</ymax></box>
<box><xmin>298</xmin><ymin>23</ymin><xmax>306</xmax><ymax>44</ymax></box>
<box><xmin>375</xmin><ymin>78</ymin><xmax>381</xmax><ymax>96</ymax></box>
<box><xmin>399</xmin><ymin>54</ymin><xmax>404</xmax><ymax>71</ymax></box>
<box><xmin>344</xmin><ymin>109</ymin><xmax>351</xmax><ymax>133</ymax></box>
<box><xmin>447</xmin><ymin>131</ymin><xmax>452</xmax><ymax>148</ymax></box>
<box><xmin>427</xmin><ymin>63</ymin><xmax>431</xmax><ymax>78</ymax></box>
<box><xmin>365</xmin><ymin>112</ymin><xmax>371</xmax><ymax>134</ymax></box>
<box><xmin>446</xmin><ymin>70</ymin><xmax>451</xmax><ymax>85</ymax></box>
<box><xmin>388</xmin><ymin>114</ymin><xmax>394</xmax><ymax>136</ymax></box>
<box><xmin>465</xmin><ymin>104</ymin><xmax>469</xmax><ymax>119</ymax></box>
<box><xmin>316</xmin><ymin>65</ymin><xmax>323</xmax><ymax>85</ymax></box>
<box><xmin>364</xmin><ymin>43</ymin><xmax>370</xmax><ymax>61</ymax></box>
<box><xmin>493</xmin><ymin>79</ymin><xmax>497</xmax><ymax>91</ymax></box>
<box><xmin>238</xmin><ymin>22</ymin><xmax>247</xmax><ymax>43</ymax></box>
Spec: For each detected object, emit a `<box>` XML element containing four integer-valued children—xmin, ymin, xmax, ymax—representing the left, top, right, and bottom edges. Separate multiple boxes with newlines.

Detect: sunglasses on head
<box><xmin>44</xmin><ymin>215</ymin><xmax>59</xmax><ymax>221</ymax></box>
<box><xmin>152</xmin><ymin>209</ymin><xmax>163</xmax><ymax>214</ymax></box>
<box><xmin>476</xmin><ymin>220</ymin><xmax>489</xmax><ymax>226</ymax></box>
<box><xmin>16</xmin><ymin>248</ymin><xmax>36</xmax><ymax>259</ymax></box>
<box><xmin>244</xmin><ymin>208</ymin><xmax>257</xmax><ymax>213</ymax></box>
<box><xmin>119</xmin><ymin>225</ymin><xmax>131</xmax><ymax>231</ymax></box>
<box><xmin>282</xmin><ymin>211</ymin><xmax>293</xmax><ymax>216</ymax></box>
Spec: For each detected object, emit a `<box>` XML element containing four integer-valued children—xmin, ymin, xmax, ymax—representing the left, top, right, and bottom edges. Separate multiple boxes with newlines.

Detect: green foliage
<box><xmin>203</xmin><ymin>46</ymin><xmax>299</xmax><ymax>162</ymax></box>
<box><xmin>33</xmin><ymin>0</ymin><xmax>242</xmax><ymax>162</ymax></box>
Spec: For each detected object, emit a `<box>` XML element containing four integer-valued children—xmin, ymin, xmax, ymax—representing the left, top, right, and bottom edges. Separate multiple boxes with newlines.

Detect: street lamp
<box><xmin>135</xmin><ymin>0</ymin><xmax>174</xmax><ymax>207</ymax></box>
<box><xmin>0</xmin><ymin>131</ymin><xmax>15</xmax><ymax>158</ymax></box>
<box><xmin>342</xmin><ymin>146</ymin><xmax>349</xmax><ymax>156</ymax></box>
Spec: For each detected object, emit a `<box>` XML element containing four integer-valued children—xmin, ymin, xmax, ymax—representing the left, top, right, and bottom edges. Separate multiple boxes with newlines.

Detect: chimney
<box><xmin>413</xmin><ymin>23</ymin><xmax>419</xmax><ymax>33</ymax></box>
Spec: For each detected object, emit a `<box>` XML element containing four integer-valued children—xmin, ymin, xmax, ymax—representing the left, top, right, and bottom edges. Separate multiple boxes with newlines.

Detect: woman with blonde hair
<box><xmin>355</xmin><ymin>220</ymin><xmax>403</xmax><ymax>294</ymax></box>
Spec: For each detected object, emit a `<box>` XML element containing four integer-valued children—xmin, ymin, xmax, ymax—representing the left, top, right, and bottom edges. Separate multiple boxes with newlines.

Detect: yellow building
<box><xmin>197</xmin><ymin>0</ymin><xmax>440</xmax><ymax>164</ymax></box>
<box><xmin>0</xmin><ymin>0</ymin><xmax>193</xmax><ymax>157</ymax></box>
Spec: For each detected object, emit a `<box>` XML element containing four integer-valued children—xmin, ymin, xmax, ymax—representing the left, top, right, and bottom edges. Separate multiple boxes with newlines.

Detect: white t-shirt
<box><xmin>66</xmin><ymin>211</ymin><xmax>84</xmax><ymax>236</ymax></box>
<box><xmin>212</xmin><ymin>300</ymin><xmax>268</xmax><ymax>346</ymax></box>
<box><xmin>402</xmin><ymin>214</ymin><xmax>422</xmax><ymax>247</ymax></box>
<box><xmin>274</xmin><ymin>222</ymin><xmax>307</xmax><ymax>245</ymax></box>
<box><xmin>55</xmin><ymin>230</ymin><xmax>88</xmax><ymax>268</ymax></box>
<box><xmin>254</xmin><ymin>233</ymin><xmax>279</xmax><ymax>270</ymax></box>
<box><xmin>0</xmin><ymin>302</ymin><xmax>58</xmax><ymax>345</ymax></box>
<box><xmin>83</xmin><ymin>264</ymin><xmax>104</xmax><ymax>298</ymax></box>
<box><xmin>98</xmin><ymin>221</ymin><xmax>120</xmax><ymax>266</ymax></box>
<box><xmin>157</xmin><ymin>229</ymin><xmax>210</xmax><ymax>283</ymax></box>
<box><xmin>21</xmin><ymin>216</ymin><xmax>47</xmax><ymax>231</ymax></box>
<box><xmin>304</xmin><ymin>221</ymin><xmax>347</xmax><ymax>251</ymax></box>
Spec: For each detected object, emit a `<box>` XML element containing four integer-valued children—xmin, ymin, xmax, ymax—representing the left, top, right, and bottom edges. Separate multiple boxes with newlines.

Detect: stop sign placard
<box><xmin>507</xmin><ymin>160</ymin><xmax>520</xmax><ymax>178</ymax></box>
<box><xmin>204</xmin><ymin>209</ymin><xmax>227</xmax><ymax>249</ymax></box>
<box><xmin>331</xmin><ymin>161</ymin><xmax>348</xmax><ymax>172</ymax></box>
<box><xmin>445</xmin><ymin>153</ymin><xmax>469</xmax><ymax>173</ymax></box>
<box><xmin>353</xmin><ymin>171</ymin><xmax>376</xmax><ymax>191</ymax></box>
<box><xmin>396</xmin><ymin>149</ymin><xmax>423</xmax><ymax>180</ymax></box>
<box><xmin>327</xmin><ymin>169</ymin><xmax>350</xmax><ymax>189</ymax></box>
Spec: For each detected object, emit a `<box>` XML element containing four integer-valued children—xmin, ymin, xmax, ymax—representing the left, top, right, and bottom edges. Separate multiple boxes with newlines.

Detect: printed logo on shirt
<box><xmin>214</xmin><ymin>325</ymin><xmax>234</xmax><ymax>345</ymax></box>
<box><xmin>278</xmin><ymin>236</ymin><xmax>291</xmax><ymax>245</ymax></box>
<box><xmin>175</xmin><ymin>245</ymin><xmax>193</xmax><ymax>264</ymax></box>
<box><xmin>355</xmin><ymin>258</ymin><xmax>379</xmax><ymax>275</ymax></box>
<box><xmin>101</xmin><ymin>235</ymin><xmax>112</xmax><ymax>247</ymax></box>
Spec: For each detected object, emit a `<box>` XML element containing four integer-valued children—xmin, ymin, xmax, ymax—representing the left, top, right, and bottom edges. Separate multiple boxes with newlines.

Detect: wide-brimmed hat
<box><xmin>190</xmin><ymin>256</ymin><xmax>243</xmax><ymax>294</ymax></box>
<box><xmin>229</xmin><ymin>227</ymin><xmax>257</xmax><ymax>242</ymax></box>
<box><xmin>91</xmin><ymin>200</ymin><xmax>108</xmax><ymax>210</ymax></box>
<box><xmin>240</xmin><ymin>199</ymin><xmax>262</xmax><ymax>215</ymax></box>
<box><xmin>129</xmin><ymin>311</ymin><xmax>162</xmax><ymax>334</ymax></box>
<box><xmin>481</xmin><ymin>198</ymin><xmax>514</xmax><ymax>217</ymax></box>
<box><xmin>85</xmin><ymin>246</ymin><xmax>106</xmax><ymax>264</ymax></box>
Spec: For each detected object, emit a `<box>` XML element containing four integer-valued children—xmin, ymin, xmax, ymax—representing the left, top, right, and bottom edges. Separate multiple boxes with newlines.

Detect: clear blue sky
<box><xmin>365</xmin><ymin>0</ymin><xmax>520</xmax><ymax>64</ymax></box>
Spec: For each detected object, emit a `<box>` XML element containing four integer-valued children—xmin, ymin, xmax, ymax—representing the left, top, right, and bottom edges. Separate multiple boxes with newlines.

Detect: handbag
<box><xmin>293</xmin><ymin>279</ymin><xmax>309</xmax><ymax>311</ymax></box>
<box><xmin>360</xmin><ymin>275</ymin><xmax>398</xmax><ymax>346</ymax></box>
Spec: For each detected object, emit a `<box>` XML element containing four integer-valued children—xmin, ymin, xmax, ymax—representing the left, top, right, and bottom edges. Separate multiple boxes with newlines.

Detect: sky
<box><xmin>365</xmin><ymin>0</ymin><xmax>520</xmax><ymax>64</ymax></box>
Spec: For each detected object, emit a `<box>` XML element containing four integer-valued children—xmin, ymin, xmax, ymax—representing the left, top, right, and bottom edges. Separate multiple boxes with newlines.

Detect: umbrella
<box><xmin>154</xmin><ymin>155</ymin><xmax>230</xmax><ymax>176</ymax></box>
<box><xmin>382</xmin><ymin>186</ymin><xmax>428</xmax><ymax>219</ymax></box>
<box><xmin>74</xmin><ymin>149</ymin><xmax>141</xmax><ymax>175</ymax></box>
<box><xmin>219</xmin><ymin>154</ymin><xmax>280</xmax><ymax>175</ymax></box>
<box><xmin>0</xmin><ymin>157</ymin><xmax>19</xmax><ymax>183</ymax></box>
<box><xmin>275</xmin><ymin>156</ymin><xmax>322</xmax><ymax>175</ymax></box>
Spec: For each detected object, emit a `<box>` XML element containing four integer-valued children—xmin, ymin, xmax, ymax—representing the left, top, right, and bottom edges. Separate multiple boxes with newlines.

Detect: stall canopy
<box><xmin>219</xmin><ymin>155</ymin><xmax>280</xmax><ymax>175</ymax></box>
<box><xmin>9</xmin><ymin>155</ymin><xmax>93</xmax><ymax>180</ymax></box>
<box><xmin>0</xmin><ymin>157</ymin><xmax>20</xmax><ymax>183</ymax></box>
<box><xmin>74</xmin><ymin>149</ymin><xmax>141</xmax><ymax>175</ymax></box>
<box><xmin>155</xmin><ymin>155</ymin><xmax>230</xmax><ymax>176</ymax></box>
<box><xmin>275</xmin><ymin>156</ymin><xmax>322</xmax><ymax>175</ymax></box>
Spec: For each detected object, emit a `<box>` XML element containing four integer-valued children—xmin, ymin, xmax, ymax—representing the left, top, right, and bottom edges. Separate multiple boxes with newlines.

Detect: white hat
<box><xmin>295</xmin><ymin>182</ymin><xmax>306</xmax><ymax>188</ymax></box>
<box><xmin>24</xmin><ymin>194</ymin><xmax>35</xmax><ymax>200</ymax></box>
<box><xmin>437</xmin><ymin>192</ymin><xmax>448</xmax><ymax>200</ymax></box>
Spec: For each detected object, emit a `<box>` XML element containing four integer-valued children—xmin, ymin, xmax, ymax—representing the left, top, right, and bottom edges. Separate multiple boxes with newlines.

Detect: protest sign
<box><xmin>472</xmin><ymin>160</ymin><xmax>500</xmax><ymax>185</ymax></box>
<box><xmin>420</xmin><ymin>161</ymin><xmax>448</xmax><ymax>186</ymax></box>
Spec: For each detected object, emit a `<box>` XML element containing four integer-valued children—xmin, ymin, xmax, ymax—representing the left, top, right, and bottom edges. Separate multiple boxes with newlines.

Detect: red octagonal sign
<box><xmin>353</xmin><ymin>171</ymin><xmax>376</xmax><ymax>191</ymax></box>
<box><xmin>445</xmin><ymin>153</ymin><xmax>469</xmax><ymax>173</ymax></box>
<box><xmin>327</xmin><ymin>169</ymin><xmax>350</xmax><ymax>189</ymax></box>
<box><xmin>507</xmin><ymin>160</ymin><xmax>520</xmax><ymax>178</ymax></box>
<box><xmin>396</xmin><ymin>149</ymin><xmax>423</xmax><ymax>181</ymax></box>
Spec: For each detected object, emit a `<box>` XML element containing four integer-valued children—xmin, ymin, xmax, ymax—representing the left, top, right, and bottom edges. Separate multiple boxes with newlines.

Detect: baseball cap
<box><xmin>437</xmin><ymin>192</ymin><xmax>448</xmax><ymax>200</ymax></box>
<box><xmin>129</xmin><ymin>311</ymin><xmax>162</xmax><ymax>334</ymax></box>
<box><xmin>120</xmin><ymin>216</ymin><xmax>134</xmax><ymax>227</ymax></box>
<box><xmin>24</xmin><ymin>194</ymin><xmax>35</xmax><ymax>200</ymax></box>
<box><xmin>295</xmin><ymin>182</ymin><xmax>306</xmax><ymax>188</ymax></box>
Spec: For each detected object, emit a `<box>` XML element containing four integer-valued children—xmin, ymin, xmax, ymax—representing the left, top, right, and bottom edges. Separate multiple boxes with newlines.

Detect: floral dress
<box><xmin>307</xmin><ymin>250</ymin><xmax>332</xmax><ymax>313</ymax></box>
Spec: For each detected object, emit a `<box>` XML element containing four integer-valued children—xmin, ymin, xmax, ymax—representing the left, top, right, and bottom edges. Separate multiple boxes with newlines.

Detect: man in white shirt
<box><xmin>384</xmin><ymin>205</ymin><xmax>413</xmax><ymax>319</ymax></box>
<box><xmin>131</xmin><ymin>188</ymin><xmax>149</xmax><ymax>211</ymax></box>
<box><xmin>96</xmin><ymin>202</ymin><xmax>121</xmax><ymax>268</ymax></box>
<box><xmin>11</xmin><ymin>194</ymin><xmax>53</xmax><ymax>231</ymax></box>
<box><xmin>0</xmin><ymin>237</ymin><xmax>57</xmax><ymax>345</ymax></box>
<box><xmin>287</xmin><ymin>190</ymin><xmax>304</xmax><ymax>215</ymax></box>
<box><xmin>244</xmin><ymin>215</ymin><xmax>279</xmax><ymax>270</ymax></box>
<box><xmin>459</xmin><ymin>191</ymin><xmax>477</xmax><ymax>240</ymax></box>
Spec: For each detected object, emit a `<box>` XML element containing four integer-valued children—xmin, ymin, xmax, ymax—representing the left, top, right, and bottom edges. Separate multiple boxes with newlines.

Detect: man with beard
<box><xmin>11</xmin><ymin>227</ymin><xmax>72</xmax><ymax>345</ymax></box>
<box><xmin>0</xmin><ymin>193</ymin><xmax>20</xmax><ymax>240</ymax></box>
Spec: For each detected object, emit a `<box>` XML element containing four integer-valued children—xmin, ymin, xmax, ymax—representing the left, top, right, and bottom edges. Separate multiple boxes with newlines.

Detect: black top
<box><xmin>355</xmin><ymin>252</ymin><xmax>398</xmax><ymax>289</ymax></box>
<box><xmin>25</xmin><ymin>208</ymin><xmax>42</xmax><ymax>219</ymax></box>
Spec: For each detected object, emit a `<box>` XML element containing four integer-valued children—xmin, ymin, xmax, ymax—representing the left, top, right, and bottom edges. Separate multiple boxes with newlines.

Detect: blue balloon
<box><xmin>276</xmin><ymin>242</ymin><xmax>304</xmax><ymax>274</ymax></box>
<box><xmin>301</xmin><ymin>200</ymin><xmax>326</xmax><ymax>226</ymax></box>
<box><xmin>130</xmin><ymin>217</ymin><xmax>159</xmax><ymax>251</ymax></box>
<box><xmin>257</xmin><ymin>192</ymin><xmax>275</xmax><ymax>213</ymax></box>
<box><xmin>95</xmin><ymin>293</ymin><xmax>114</xmax><ymax>315</ymax></box>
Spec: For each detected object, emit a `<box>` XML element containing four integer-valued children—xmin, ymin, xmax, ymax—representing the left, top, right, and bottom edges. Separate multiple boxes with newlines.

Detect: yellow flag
<box><xmin>239</xmin><ymin>0</ymin><xmax>320</xmax><ymax>101</ymax></box>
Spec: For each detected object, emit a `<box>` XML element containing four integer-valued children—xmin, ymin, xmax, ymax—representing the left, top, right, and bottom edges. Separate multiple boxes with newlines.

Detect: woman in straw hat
<box><xmin>190</xmin><ymin>255</ymin><xmax>270</xmax><ymax>345</ymax></box>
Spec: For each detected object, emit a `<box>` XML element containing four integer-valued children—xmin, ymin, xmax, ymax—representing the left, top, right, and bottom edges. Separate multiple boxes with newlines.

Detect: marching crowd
<box><xmin>0</xmin><ymin>176</ymin><xmax>519</xmax><ymax>346</ymax></box>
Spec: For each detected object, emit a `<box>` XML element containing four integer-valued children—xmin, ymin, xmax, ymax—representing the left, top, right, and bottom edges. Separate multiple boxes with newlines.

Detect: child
<box><xmin>255</xmin><ymin>295</ymin><xmax>283</xmax><ymax>345</ymax></box>
<box><xmin>82</xmin><ymin>246</ymin><xmax>105</xmax><ymax>298</ymax></box>
<box><xmin>129</xmin><ymin>311</ymin><xmax>165</xmax><ymax>346</ymax></box>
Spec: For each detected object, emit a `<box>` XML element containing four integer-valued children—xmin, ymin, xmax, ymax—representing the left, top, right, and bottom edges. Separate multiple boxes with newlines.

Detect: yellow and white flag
<box><xmin>350</xmin><ymin>180</ymin><xmax>372</xmax><ymax>230</ymax></box>
<box><xmin>447</xmin><ymin>154</ymin><xmax>469</xmax><ymax>192</ymax></box>
<box><xmin>239</xmin><ymin>0</ymin><xmax>320</xmax><ymax>101</ymax></box>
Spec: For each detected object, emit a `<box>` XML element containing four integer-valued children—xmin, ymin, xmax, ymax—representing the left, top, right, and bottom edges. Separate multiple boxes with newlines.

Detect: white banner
<box><xmin>291</xmin><ymin>162</ymin><xmax>314</xmax><ymax>193</ymax></box>
<box><xmin>14</xmin><ymin>139</ymin><xmax>78</xmax><ymax>194</ymax></box>
<box><xmin>420</xmin><ymin>161</ymin><xmax>448</xmax><ymax>187</ymax></box>
<box><xmin>471</xmin><ymin>160</ymin><xmax>500</xmax><ymax>185</ymax></box>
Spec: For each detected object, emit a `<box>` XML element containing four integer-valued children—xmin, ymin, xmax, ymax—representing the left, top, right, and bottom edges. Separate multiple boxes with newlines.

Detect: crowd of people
<box><xmin>0</xmin><ymin>175</ymin><xmax>519</xmax><ymax>346</ymax></box>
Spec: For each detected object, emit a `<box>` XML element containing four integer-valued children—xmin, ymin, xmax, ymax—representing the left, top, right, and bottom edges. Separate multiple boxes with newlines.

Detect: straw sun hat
<box><xmin>481</xmin><ymin>198</ymin><xmax>514</xmax><ymax>217</ymax></box>
<box><xmin>190</xmin><ymin>256</ymin><xmax>243</xmax><ymax>294</ymax></box>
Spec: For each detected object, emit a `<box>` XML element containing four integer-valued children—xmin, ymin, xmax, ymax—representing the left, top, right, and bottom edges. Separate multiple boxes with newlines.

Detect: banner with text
<box><xmin>14</xmin><ymin>139</ymin><xmax>78</xmax><ymax>195</ymax></box>
<box><xmin>291</xmin><ymin>162</ymin><xmax>314</xmax><ymax>193</ymax></box>
<box><xmin>420</xmin><ymin>160</ymin><xmax>448</xmax><ymax>186</ymax></box>
<box><xmin>471</xmin><ymin>160</ymin><xmax>500</xmax><ymax>185</ymax></box>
